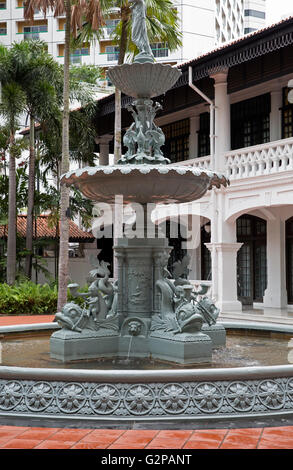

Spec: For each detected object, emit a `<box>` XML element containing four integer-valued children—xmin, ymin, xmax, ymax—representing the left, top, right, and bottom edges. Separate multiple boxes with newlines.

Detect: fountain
<box><xmin>50</xmin><ymin>0</ymin><xmax>228</xmax><ymax>366</ymax></box>
<box><xmin>1</xmin><ymin>2</ymin><xmax>293</xmax><ymax>427</ymax></box>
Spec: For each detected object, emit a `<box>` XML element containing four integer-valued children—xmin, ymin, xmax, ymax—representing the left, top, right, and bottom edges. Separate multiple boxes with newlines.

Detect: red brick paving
<box><xmin>0</xmin><ymin>315</ymin><xmax>55</xmax><ymax>326</ymax></box>
<box><xmin>0</xmin><ymin>425</ymin><xmax>291</xmax><ymax>449</ymax></box>
<box><xmin>0</xmin><ymin>315</ymin><xmax>293</xmax><ymax>449</ymax></box>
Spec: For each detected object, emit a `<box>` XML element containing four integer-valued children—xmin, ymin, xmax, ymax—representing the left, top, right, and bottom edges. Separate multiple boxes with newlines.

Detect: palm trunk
<box><xmin>114</xmin><ymin>88</ymin><xmax>121</xmax><ymax>163</ymax></box>
<box><xmin>57</xmin><ymin>0</ymin><xmax>71</xmax><ymax>311</ymax></box>
<box><xmin>113</xmin><ymin>8</ymin><xmax>129</xmax><ymax>163</ymax></box>
<box><xmin>24</xmin><ymin>114</ymin><xmax>35</xmax><ymax>279</ymax></box>
<box><xmin>6</xmin><ymin>131</ymin><xmax>16</xmax><ymax>285</ymax></box>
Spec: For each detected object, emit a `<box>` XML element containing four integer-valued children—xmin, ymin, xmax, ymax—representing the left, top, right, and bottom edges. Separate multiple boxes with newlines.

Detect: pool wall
<box><xmin>1</xmin><ymin>321</ymin><xmax>293</xmax><ymax>425</ymax></box>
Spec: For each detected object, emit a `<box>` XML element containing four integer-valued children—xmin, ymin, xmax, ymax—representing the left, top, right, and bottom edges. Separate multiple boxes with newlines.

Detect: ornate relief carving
<box><xmin>1</xmin><ymin>375</ymin><xmax>293</xmax><ymax>421</ymax></box>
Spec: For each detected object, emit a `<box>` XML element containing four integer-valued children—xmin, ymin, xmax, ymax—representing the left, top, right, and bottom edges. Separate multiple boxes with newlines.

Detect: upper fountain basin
<box><xmin>107</xmin><ymin>62</ymin><xmax>182</xmax><ymax>99</ymax></box>
<box><xmin>61</xmin><ymin>165</ymin><xmax>229</xmax><ymax>205</ymax></box>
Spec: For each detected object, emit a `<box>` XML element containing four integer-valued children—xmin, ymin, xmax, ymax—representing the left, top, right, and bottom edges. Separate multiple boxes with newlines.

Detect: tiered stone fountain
<box><xmin>2</xmin><ymin>6</ymin><xmax>293</xmax><ymax>427</ymax></box>
<box><xmin>50</xmin><ymin>0</ymin><xmax>228</xmax><ymax>365</ymax></box>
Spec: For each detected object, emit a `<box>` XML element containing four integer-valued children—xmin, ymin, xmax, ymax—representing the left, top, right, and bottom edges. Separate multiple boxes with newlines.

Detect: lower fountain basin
<box><xmin>61</xmin><ymin>165</ymin><xmax>228</xmax><ymax>204</ymax></box>
<box><xmin>1</xmin><ymin>331</ymin><xmax>291</xmax><ymax>369</ymax></box>
<box><xmin>1</xmin><ymin>327</ymin><xmax>293</xmax><ymax>427</ymax></box>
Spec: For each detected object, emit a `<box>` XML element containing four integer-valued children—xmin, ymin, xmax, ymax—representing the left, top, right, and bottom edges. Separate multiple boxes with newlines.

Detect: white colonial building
<box><xmin>93</xmin><ymin>16</ymin><xmax>293</xmax><ymax>321</ymax></box>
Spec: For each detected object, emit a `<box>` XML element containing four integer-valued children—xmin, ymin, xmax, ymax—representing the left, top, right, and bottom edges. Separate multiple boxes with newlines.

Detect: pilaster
<box><xmin>95</xmin><ymin>134</ymin><xmax>112</xmax><ymax>165</ymax></box>
<box><xmin>189</xmin><ymin>115</ymin><xmax>200</xmax><ymax>158</ymax></box>
<box><xmin>270</xmin><ymin>84</ymin><xmax>283</xmax><ymax>142</ymax></box>
<box><xmin>210</xmin><ymin>68</ymin><xmax>230</xmax><ymax>172</ymax></box>
<box><xmin>206</xmin><ymin>242</ymin><xmax>243</xmax><ymax>312</ymax></box>
<box><xmin>263</xmin><ymin>217</ymin><xmax>287</xmax><ymax>309</ymax></box>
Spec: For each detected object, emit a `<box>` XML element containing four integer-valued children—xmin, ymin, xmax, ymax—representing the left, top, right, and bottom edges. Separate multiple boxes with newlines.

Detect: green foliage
<box><xmin>68</xmin><ymin>284</ymin><xmax>89</xmax><ymax>307</ymax></box>
<box><xmin>0</xmin><ymin>281</ymin><xmax>58</xmax><ymax>315</ymax></box>
<box><xmin>92</xmin><ymin>0</ymin><xmax>182</xmax><ymax>61</ymax></box>
<box><xmin>0</xmin><ymin>281</ymin><xmax>90</xmax><ymax>315</ymax></box>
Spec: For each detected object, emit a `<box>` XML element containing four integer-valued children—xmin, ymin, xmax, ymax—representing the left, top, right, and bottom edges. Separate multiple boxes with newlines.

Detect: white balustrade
<box><xmin>173</xmin><ymin>155</ymin><xmax>212</xmax><ymax>170</ymax></box>
<box><xmin>225</xmin><ymin>137</ymin><xmax>293</xmax><ymax>180</ymax></box>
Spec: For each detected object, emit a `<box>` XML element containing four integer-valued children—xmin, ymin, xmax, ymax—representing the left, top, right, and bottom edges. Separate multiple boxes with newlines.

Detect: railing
<box><xmin>99</xmin><ymin>51</ymin><xmax>119</xmax><ymax>62</ymax></box>
<box><xmin>225</xmin><ymin>137</ymin><xmax>293</xmax><ymax>180</ymax></box>
<box><xmin>173</xmin><ymin>155</ymin><xmax>212</xmax><ymax>170</ymax></box>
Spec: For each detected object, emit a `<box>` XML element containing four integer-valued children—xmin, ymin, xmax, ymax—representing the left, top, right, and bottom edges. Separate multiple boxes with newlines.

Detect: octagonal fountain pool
<box><xmin>1</xmin><ymin>323</ymin><xmax>293</xmax><ymax>428</ymax></box>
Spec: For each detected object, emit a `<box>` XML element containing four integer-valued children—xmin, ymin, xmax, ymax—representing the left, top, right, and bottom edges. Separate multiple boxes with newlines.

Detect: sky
<box><xmin>266</xmin><ymin>0</ymin><xmax>293</xmax><ymax>25</ymax></box>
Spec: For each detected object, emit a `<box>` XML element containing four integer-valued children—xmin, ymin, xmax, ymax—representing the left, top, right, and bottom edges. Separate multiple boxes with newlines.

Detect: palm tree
<box><xmin>7</xmin><ymin>40</ymin><xmax>64</xmax><ymax>279</ymax></box>
<box><xmin>24</xmin><ymin>0</ymin><xmax>104</xmax><ymax>310</ymax></box>
<box><xmin>0</xmin><ymin>46</ymin><xmax>27</xmax><ymax>284</ymax></box>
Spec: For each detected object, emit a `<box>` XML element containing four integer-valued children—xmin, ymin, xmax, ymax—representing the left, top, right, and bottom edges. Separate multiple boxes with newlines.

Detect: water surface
<box><xmin>1</xmin><ymin>333</ymin><xmax>291</xmax><ymax>370</ymax></box>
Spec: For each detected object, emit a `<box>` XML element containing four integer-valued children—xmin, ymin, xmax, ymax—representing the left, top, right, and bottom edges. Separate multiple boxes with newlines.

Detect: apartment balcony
<box><xmin>99</xmin><ymin>27</ymin><xmax>118</xmax><ymax>41</ymax></box>
<box><xmin>0</xmin><ymin>2</ymin><xmax>8</xmax><ymax>19</ymax></box>
<box><xmin>97</xmin><ymin>46</ymin><xmax>170</xmax><ymax>67</ymax></box>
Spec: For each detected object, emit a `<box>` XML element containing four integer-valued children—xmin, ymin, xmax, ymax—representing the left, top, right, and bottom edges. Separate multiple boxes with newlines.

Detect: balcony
<box><xmin>174</xmin><ymin>137</ymin><xmax>293</xmax><ymax>181</ymax></box>
<box><xmin>173</xmin><ymin>155</ymin><xmax>212</xmax><ymax>171</ymax></box>
<box><xmin>225</xmin><ymin>137</ymin><xmax>293</xmax><ymax>180</ymax></box>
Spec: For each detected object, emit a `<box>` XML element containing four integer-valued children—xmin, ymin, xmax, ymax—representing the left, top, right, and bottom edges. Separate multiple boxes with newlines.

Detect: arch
<box><xmin>225</xmin><ymin>205</ymin><xmax>279</xmax><ymax>224</ymax></box>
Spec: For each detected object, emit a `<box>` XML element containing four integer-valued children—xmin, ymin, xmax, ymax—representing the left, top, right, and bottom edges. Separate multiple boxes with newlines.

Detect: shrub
<box><xmin>0</xmin><ymin>281</ymin><xmax>89</xmax><ymax>315</ymax></box>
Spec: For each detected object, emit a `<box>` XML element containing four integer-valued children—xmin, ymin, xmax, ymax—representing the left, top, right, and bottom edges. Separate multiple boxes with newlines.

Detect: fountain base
<box><xmin>149</xmin><ymin>332</ymin><xmax>212</xmax><ymax>365</ymax></box>
<box><xmin>202</xmin><ymin>323</ymin><xmax>226</xmax><ymax>346</ymax></box>
<box><xmin>50</xmin><ymin>329</ymin><xmax>214</xmax><ymax>365</ymax></box>
<box><xmin>50</xmin><ymin>329</ymin><xmax>119</xmax><ymax>362</ymax></box>
<box><xmin>50</xmin><ymin>236</ymin><xmax>225</xmax><ymax>365</ymax></box>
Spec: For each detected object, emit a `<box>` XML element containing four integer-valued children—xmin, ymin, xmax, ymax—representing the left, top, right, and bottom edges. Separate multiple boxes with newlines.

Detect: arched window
<box><xmin>286</xmin><ymin>218</ymin><xmax>293</xmax><ymax>304</ymax></box>
<box><xmin>158</xmin><ymin>220</ymin><xmax>187</xmax><ymax>276</ymax></box>
<box><xmin>201</xmin><ymin>223</ymin><xmax>211</xmax><ymax>280</ymax></box>
<box><xmin>237</xmin><ymin>215</ymin><xmax>267</xmax><ymax>305</ymax></box>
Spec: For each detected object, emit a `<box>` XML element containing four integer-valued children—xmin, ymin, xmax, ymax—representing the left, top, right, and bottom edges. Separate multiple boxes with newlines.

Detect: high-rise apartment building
<box><xmin>244</xmin><ymin>0</ymin><xmax>266</xmax><ymax>34</ymax></box>
<box><xmin>0</xmin><ymin>1</ymin><xmax>266</xmax><ymax>75</ymax></box>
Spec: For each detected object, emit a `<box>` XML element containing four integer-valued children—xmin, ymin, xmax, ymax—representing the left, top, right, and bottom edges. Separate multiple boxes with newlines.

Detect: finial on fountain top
<box><xmin>129</xmin><ymin>0</ymin><xmax>155</xmax><ymax>64</ymax></box>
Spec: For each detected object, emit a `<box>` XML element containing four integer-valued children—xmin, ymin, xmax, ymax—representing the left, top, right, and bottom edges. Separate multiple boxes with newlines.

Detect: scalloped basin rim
<box><xmin>60</xmin><ymin>165</ymin><xmax>229</xmax><ymax>204</ymax></box>
<box><xmin>61</xmin><ymin>165</ymin><xmax>228</xmax><ymax>183</ymax></box>
<box><xmin>107</xmin><ymin>62</ymin><xmax>182</xmax><ymax>98</ymax></box>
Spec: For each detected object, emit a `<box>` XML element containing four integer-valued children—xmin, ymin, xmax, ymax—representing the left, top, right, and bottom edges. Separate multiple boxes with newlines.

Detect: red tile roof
<box><xmin>0</xmin><ymin>215</ymin><xmax>95</xmax><ymax>242</ymax></box>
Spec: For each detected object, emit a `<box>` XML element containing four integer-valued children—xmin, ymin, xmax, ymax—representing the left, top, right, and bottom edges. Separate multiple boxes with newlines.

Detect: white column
<box><xmin>95</xmin><ymin>134</ymin><xmax>112</xmax><ymax>165</ymax></box>
<box><xmin>206</xmin><ymin>242</ymin><xmax>243</xmax><ymax>312</ymax></box>
<box><xmin>263</xmin><ymin>217</ymin><xmax>287</xmax><ymax>309</ymax></box>
<box><xmin>270</xmin><ymin>85</ymin><xmax>282</xmax><ymax>142</ymax></box>
<box><xmin>189</xmin><ymin>115</ymin><xmax>200</xmax><ymax>159</ymax></box>
<box><xmin>207</xmin><ymin>190</ymin><xmax>243</xmax><ymax>312</ymax></box>
<box><xmin>210</xmin><ymin>68</ymin><xmax>230</xmax><ymax>171</ymax></box>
